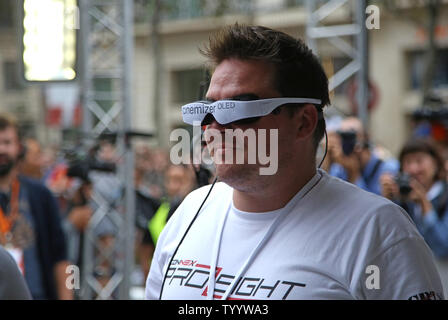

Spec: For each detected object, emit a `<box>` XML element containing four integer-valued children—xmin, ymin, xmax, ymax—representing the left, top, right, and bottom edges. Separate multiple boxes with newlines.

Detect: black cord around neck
<box><xmin>158</xmin><ymin>177</ymin><xmax>218</xmax><ymax>300</ymax></box>
<box><xmin>318</xmin><ymin>128</ymin><xmax>328</xmax><ymax>169</ymax></box>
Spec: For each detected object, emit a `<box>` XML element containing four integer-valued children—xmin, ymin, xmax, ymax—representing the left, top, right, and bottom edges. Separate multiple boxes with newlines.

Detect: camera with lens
<box><xmin>63</xmin><ymin>147</ymin><xmax>116</xmax><ymax>182</ymax></box>
<box><xmin>337</xmin><ymin>130</ymin><xmax>357</xmax><ymax>156</ymax></box>
<box><xmin>394</xmin><ymin>172</ymin><xmax>412</xmax><ymax>197</ymax></box>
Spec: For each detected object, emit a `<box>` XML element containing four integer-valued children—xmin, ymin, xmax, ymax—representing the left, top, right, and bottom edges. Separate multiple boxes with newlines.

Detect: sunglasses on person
<box><xmin>181</xmin><ymin>97</ymin><xmax>322</xmax><ymax>127</ymax></box>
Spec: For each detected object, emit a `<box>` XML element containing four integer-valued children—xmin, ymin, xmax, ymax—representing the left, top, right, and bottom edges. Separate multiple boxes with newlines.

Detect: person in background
<box><xmin>41</xmin><ymin>145</ymin><xmax>60</xmax><ymax>183</ymax></box>
<box><xmin>61</xmin><ymin>177</ymin><xmax>93</xmax><ymax>299</ymax></box>
<box><xmin>141</xmin><ymin>164</ymin><xmax>195</xmax><ymax>275</ymax></box>
<box><xmin>82</xmin><ymin>140</ymin><xmax>121</xmax><ymax>296</ymax></box>
<box><xmin>318</xmin><ymin>116</ymin><xmax>342</xmax><ymax>173</ymax></box>
<box><xmin>148</xmin><ymin>164</ymin><xmax>195</xmax><ymax>244</ymax></box>
<box><xmin>145</xmin><ymin>148</ymin><xmax>170</xmax><ymax>199</ymax></box>
<box><xmin>380</xmin><ymin>138</ymin><xmax>448</xmax><ymax>296</ymax></box>
<box><xmin>0</xmin><ymin>112</ymin><xmax>72</xmax><ymax>300</ymax></box>
<box><xmin>134</xmin><ymin>144</ymin><xmax>155</xmax><ymax>196</ymax></box>
<box><xmin>55</xmin><ymin>140</ymin><xmax>120</xmax><ymax>298</ymax></box>
<box><xmin>19</xmin><ymin>138</ymin><xmax>43</xmax><ymax>180</ymax></box>
<box><xmin>134</xmin><ymin>145</ymin><xmax>161</xmax><ymax>282</ymax></box>
<box><xmin>327</xmin><ymin>116</ymin><xmax>399</xmax><ymax>195</ymax></box>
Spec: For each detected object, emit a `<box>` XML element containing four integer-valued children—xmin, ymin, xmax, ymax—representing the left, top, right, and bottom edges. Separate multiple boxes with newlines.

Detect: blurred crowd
<box><xmin>321</xmin><ymin>115</ymin><xmax>448</xmax><ymax>297</ymax></box>
<box><xmin>4</xmin><ymin>110</ymin><xmax>448</xmax><ymax>299</ymax></box>
<box><xmin>13</xmin><ymin>133</ymin><xmax>200</xmax><ymax>299</ymax></box>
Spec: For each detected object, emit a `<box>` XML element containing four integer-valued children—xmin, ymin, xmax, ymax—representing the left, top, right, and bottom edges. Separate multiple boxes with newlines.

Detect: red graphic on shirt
<box><xmin>167</xmin><ymin>259</ymin><xmax>306</xmax><ymax>300</ymax></box>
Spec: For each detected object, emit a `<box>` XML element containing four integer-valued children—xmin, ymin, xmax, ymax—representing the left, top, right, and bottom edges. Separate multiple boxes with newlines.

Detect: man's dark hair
<box><xmin>0</xmin><ymin>113</ymin><xmax>24</xmax><ymax>162</ymax></box>
<box><xmin>0</xmin><ymin>112</ymin><xmax>20</xmax><ymax>139</ymax></box>
<box><xmin>200</xmin><ymin>23</ymin><xmax>331</xmax><ymax>148</ymax></box>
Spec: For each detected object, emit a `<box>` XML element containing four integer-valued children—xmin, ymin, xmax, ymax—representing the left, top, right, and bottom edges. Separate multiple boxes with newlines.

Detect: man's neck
<box><xmin>0</xmin><ymin>169</ymin><xmax>17</xmax><ymax>193</ymax></box>
<box><xmin>232</xmin><ymin>163</ymin><xmax>317</xmax><ymax>213</ymax></box>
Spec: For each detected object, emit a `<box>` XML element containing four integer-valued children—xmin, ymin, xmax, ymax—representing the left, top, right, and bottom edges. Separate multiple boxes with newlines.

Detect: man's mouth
<box><xmin>0</xmin><ymin>156</ymin><xmax>15</xmax><ymax>176</ymax></box>
<box><xmin>0</xmin><ymin>155</ymin><xmax>11</xmax><ymax>163</ymax></box>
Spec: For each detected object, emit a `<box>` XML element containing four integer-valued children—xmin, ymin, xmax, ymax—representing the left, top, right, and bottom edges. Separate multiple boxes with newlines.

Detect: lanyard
<box><xmin>206</xmin><ymin>171</ymin><xmax>323</xmax><ymax>300</ymax></box>
<box><xmin>207</xmin><ymin>202</ymin><xmax>230</xmax><ymax>300</ymax></box>
<box><xmin>0</xmin><ymin>178</ymin><xmax>20</xmax><ymax>237</ymax></box>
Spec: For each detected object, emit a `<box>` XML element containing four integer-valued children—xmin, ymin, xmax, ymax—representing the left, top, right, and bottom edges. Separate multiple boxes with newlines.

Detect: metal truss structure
<box><xmin>78</xmin><ymin>0</ymin><xmax>135</xmax><ymax>300</ymax></box>
<box><xmin>306</xmin><ymin>0</ymin><xmax>369</xmax><ymax>128</ymax></box>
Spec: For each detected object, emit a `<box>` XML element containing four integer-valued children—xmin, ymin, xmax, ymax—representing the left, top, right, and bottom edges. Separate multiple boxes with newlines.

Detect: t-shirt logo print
<box><xmin>167</xmin><ymin>259</ymin><xmax>307</xmax><ymax>300</ymax></box>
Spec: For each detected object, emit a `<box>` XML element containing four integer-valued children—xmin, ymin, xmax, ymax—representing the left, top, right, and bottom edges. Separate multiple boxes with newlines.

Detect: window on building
<box><xmin>159</xmin><ymin>0</ymin><xmax>253</xmax><ymax>20</ymax></box>
<box><xmin>285</xmin><ymin>0</ymin><xmax>306</xmax><ymax>7</ymax></box>
<box><xmin>172</xmin><ymin>68</ymin><xmax>207</xmax><ymax>104</ymax></box>
<box><xmin>3</xmin><ymin>61</ymin><xmax>24</xmax><ymax>91</ymax></box>
<box><xmin>88</xmin><ymin>78</ymin><xmax>115</xmax><ymax>129</ymax></box>
<box><xmin>134</xmin><ymin>0</ymin><xmax>151</xmax><ymax>23</ymax></box>
<box><xmin>162</xmin><ymin>0</ymin><xmax>204</xmax><ymax>20</ymax></box>
<box><xmin>408</xmin><ymin>48</ymin><xmax>448</xmax><ymax>90</ymax></box>
<box><xmin>93</xmin><ymin>78</ymin><xmax>113</xmax><ymax>110</ymax></box>
<box><xmin>0</xmin><ymin>0</ymin><xmax>14</xmax><ymax>28</ymax></box>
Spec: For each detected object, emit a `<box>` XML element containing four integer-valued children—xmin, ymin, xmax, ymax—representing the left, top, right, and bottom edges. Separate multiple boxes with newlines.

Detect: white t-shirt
<box><xmin>145</xmin><ymin>170</ymin><xmax>444</xmax><ymax>300</ymax></box>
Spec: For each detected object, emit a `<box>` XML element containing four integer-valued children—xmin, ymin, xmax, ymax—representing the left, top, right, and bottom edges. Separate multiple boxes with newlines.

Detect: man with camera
<box><xmin>327</xmin><ymin>117</ymin><xmax>399</xmax><ymax>195</ymax></box>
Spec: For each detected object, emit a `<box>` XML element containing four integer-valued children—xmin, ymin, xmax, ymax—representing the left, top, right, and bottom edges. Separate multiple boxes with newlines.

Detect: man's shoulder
<box><xmin>136</xmin><ymin>189</ymin><xmax>161</xmax><ymax>209</ymax></box>
<box><xmin>314</xmin><ymin>173</ymin><xmax>428</xmax><ymax>281</ymax></box>
<box><xmin>318</xmin><ymin>171</ymin><xmax>416</xmax><ymax>229</ymax></box>
<box><xmin>320</xmin><ymin>172</ymin><xmax>393</xmax><ymax>206</ymax></box>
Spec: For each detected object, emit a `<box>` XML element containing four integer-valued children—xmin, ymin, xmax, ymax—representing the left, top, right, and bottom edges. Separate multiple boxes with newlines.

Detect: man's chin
<box><xmin>214</xmin><ymin>163</ymin><xmax>259</xmax><ymax>188</ymax></box>
<box><xmin>0</xmin><ymin>162</ymin><xmax>15</xmax><ymax>177</ymax></box>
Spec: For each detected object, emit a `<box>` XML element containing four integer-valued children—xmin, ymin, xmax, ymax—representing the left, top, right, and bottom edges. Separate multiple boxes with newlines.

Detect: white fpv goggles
<box><xmin>182</xmin><ymin>97</ymin><xmax>322</xmax><ymax>126</ymax></box>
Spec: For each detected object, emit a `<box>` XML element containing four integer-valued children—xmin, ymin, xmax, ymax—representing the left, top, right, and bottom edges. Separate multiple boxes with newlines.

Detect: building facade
<box><xmin>0</xmin><ymin>0</ymin><xmax>448</xmax><ymax>156</ymax></box>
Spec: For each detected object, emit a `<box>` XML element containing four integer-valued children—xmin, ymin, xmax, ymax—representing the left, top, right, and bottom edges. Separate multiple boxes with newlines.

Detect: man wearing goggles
<box><xmin>146</xmin><ymin>24</ymin><xmax>443</xmax><ymax>300</ymax></box>
<box><xmin>182</xmin><ymin>97</ymin><xmax>322</xmax><ymax>127</ymax></box>
<box><xmin>183</xmin><ymin>95</ymin><xmax>323</xmax><ymax>174</ymax></box>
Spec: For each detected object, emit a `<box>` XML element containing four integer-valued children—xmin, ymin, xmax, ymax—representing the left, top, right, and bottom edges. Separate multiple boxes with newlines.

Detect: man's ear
<box><xmin>295</xmin><ymin>104</ymin><xmax>318</xmax><ymax>140</ymax></box>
